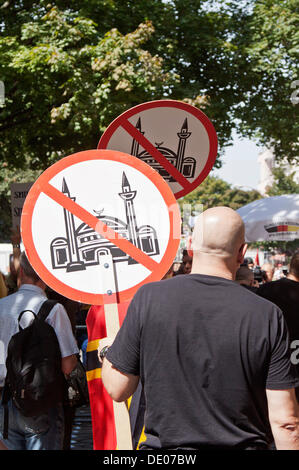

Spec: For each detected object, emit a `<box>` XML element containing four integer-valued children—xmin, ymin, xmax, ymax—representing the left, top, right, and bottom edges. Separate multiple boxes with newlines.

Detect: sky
<box><xmin>212</xmin><ymin>133</ymin><xmax>262</xmax><ymax>192</ymax></box>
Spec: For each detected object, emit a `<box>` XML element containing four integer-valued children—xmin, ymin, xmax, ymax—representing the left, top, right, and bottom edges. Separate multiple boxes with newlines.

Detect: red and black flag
<box><xmin>85</xmin><ymin>302</ymin><xmax>145</xmax><ymax>450</ymax></box>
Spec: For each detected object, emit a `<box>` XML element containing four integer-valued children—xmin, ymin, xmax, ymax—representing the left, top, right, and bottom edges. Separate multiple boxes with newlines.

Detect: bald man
<box><xmin>100</xmin><ymin>207</ymin><xmax>299</xmax><ymax>450</ymax></box>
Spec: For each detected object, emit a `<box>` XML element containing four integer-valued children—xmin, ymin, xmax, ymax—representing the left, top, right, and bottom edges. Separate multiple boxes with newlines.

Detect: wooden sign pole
<box><xmin>99</xmin><ymin>253</ymin><xmax>133</xmax><ymax>450</ymax></box>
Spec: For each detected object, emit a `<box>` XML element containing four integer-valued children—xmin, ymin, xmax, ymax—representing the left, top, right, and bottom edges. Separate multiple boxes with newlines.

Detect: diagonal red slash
<box><xmin>121</xmin><ymin>119</ymin><xmax>193</xmax><ymax>191</ymax></box>
<box><xmin>42</xmin><ymin>182</ymin><xmax>160</xmax><ymax>272</ymax></box>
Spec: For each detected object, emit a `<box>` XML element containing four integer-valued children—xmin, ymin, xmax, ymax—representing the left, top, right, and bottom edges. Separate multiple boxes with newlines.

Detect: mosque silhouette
<box><xmin>50</xmin><ymin>173</ymin><xmax>160</xmax><ymax>272</ymax></box>
<box><xmin>130</xmin><ymin>117</ymin><xmax>196</xmax><ymax>181</ymax></box>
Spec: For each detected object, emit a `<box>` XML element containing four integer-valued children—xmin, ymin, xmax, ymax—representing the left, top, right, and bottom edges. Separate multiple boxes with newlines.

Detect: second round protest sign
<box><xmin>98</xmin><ymin>99</ymin><xmax>218</xmax><ymax>199</ymax></box>
<box><xmin>21</xmin><ymin>149</ymin><xmax>181</xmax><ymax>305</ymax></box>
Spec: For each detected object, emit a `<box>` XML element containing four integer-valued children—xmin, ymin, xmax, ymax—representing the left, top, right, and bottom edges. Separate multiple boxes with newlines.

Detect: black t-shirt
<box><xmin>257</xmin><ymin>278</ymin><xmax>299</xmax><ymax>342</ymax></box>
<box><xmin>107</xmin><ymin>274</ymin><xmax>299</xmax><ymax>449</ymax></box>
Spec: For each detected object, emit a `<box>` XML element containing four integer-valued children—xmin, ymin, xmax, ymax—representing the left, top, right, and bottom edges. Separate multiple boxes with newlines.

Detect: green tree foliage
<box><xmin>0</xmin><ymin>0</ymin><xmax>298</xmax><ymax>241</ymax></box>
<box><xmin>267</xmin><ymin>167</ymin><xmax>299</xmax><ymax>196</ymax></box>
<box><xmin>233</xmin><ymin>0</ymin><xmax>299</xmax><ymax>163</ymax></box>
<box><xmin>179</xmin><ymin>174</ymin><xmax>261</xmax><ymax>212</ymax></box>
<box><xmin>0</xmin><ymin>5</ymin><xmax>177</xmax><ymax>172</ymax></box>
<box><xmin>1</xmin><ymin>0</ymin><xmax>298</xmax><ymax>171</ymax></box>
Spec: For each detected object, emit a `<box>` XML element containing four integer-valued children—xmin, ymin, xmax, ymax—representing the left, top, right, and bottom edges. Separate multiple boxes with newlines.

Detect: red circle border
<box><xmin>21</xmin><ymin>149</ymin><xmax>181</xmax><ymax>305</ymax></box>
<box><xmin>98</xmin><ymin>99</ymin><xmax>218</xmax><ymax>199</ymax></box>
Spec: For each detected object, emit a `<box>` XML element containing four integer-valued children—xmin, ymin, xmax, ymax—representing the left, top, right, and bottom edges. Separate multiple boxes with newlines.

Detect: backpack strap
<box><xmin>36</xmin><ymin>299</ymin><xmax>58</xmax><ymax>322</ymax></box>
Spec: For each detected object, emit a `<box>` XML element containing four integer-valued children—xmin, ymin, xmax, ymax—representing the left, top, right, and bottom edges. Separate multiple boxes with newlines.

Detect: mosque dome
<box><xmin>138</xmin><ymin>147</ymin><xmax>177</xmax><ymax>164</ymax></box>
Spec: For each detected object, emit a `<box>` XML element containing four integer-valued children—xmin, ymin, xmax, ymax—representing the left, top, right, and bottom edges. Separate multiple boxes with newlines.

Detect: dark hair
<box><xmin>290</xmin><ymin>251</ymin><xmax>299</xmax><ymax>279</ymax></box>
<box><xmin>20</xmin><ymin>251</ymin><xmax>41</xmax><ymax>283</ymax></box>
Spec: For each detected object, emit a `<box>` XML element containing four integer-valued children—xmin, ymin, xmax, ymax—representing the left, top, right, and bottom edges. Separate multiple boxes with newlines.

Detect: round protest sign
<box><xmin>98</xmin><ymin>100</ymin><xmax>218</xmax><ymax>199</ymax></box>
<box><xmin>21</xmin><ymin>149</ymin><xmax>181</xmax><ymax>305</ymax></box>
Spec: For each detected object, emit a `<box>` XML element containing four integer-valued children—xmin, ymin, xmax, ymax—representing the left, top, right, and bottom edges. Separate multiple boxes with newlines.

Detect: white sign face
<box><xmin>11</xmin><ymin>182</ymin><xmax>33</xmax><ymax>230</ymax></box>
<box><xmin>98</xmin><ymin>100</ymin><xmax>218</xmax><ymax>199</ymax></box>
<box><xmin>21</xmin><ymin>150</ymin><xmax>180</xmax><ymax>305</ymax></box>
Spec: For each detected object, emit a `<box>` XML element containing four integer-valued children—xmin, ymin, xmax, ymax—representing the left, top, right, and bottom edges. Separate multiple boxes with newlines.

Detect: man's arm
<box><xmin>266</xmin><ymin>388</ymin><xmax>299</xmax><ymax>450</ymax></box>
<box><xmin>101</xmin><ymin>356</ymin><xmax>139</xmax><ymax>402</ymax></box>
<box><xmin>99</xmin><ymin>290</ymin><xmax>143</xmax><ymax>402</ymax></box>
<box><xmin>62</xmin><ymin>354</ymin><xmax>77</xmax><ymax>376</ymax></box>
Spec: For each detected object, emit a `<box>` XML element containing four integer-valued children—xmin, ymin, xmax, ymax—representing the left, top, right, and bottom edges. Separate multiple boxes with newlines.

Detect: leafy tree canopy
<box><xmin>0</xmin><ymin>0</ymin><xmax>298</xmax><ymax>242</ymax></box>
<box><xmin>267</xmin><ymin>167</ymin><xmax>299</xmax><ymax>196</ymax></box>
<box><xmin>0</xmin><ymin>5</ymin><xmax>178</xmax><ymax>171</ymax></box>
<box><xmin>179</xmin><ymin>174</ymin><xmax>261</xmax><ymax>212</ymax></box>
<box><xmin>0</xmin><ymin>0</ymin><xmax>298</xmax><ymax>173</ymax></box>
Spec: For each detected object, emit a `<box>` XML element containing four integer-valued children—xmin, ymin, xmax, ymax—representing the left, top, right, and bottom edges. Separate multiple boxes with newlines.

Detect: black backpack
<box><xmin>2</xmin><ymin>300</ymin><xmax>65</xmax><ymax>438</ymax></box>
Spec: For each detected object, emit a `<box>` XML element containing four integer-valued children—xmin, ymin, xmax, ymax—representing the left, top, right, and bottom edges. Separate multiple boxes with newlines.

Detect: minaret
<box><xmin>119</xmin><ymin>172</ymin><xmax>141</xmax><ymax>250</ymax></box>
<box><xmin>176</xmin><ymin>118</ymin><xmax>191</xmax><ymax>173</ymax></box>
<box><xmin>130</xmin><ymin>117</ymin><xmax>144</xmax><ymax>157</ymax></box>
<box><xmin>62</xmin><ymin>178</ymin><xmax>85</xmax><ymax>272</ymax></box>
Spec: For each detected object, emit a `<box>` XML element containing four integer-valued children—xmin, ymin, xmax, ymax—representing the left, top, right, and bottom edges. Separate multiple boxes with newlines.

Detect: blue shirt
<box><xmin>0</xmin><ymin>284</ymin><xmax>79</xmax><ymax>386</ymax></box>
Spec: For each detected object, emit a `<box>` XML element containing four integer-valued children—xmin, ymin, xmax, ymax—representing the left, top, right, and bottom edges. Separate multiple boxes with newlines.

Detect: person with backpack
<box><xmin>0</xmin><ymin>252</ymin><xmax>79</xmax><ymax>450</ymax></box>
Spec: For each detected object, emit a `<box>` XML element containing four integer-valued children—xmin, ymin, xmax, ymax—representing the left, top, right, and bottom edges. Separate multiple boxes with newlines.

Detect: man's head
<box><xmin>236</xmin><ymin>266</ymin><xmax>255</xmax><ymax>286</ymax></box>
<box><xmin>289</xmin><ymin>251</ymin><xmax>299</xmax><ymax>281</ymax></box>
<box><xmin>261</xmin><ymin>263</ymin><xmax>275</xmax><ymax>282</ymax></box>
<box><xmin>18</xmin><ymin>252</ymin><xmax>45</xmax><ymax>289</ymax></box>
<box><xmin>189</xmin><ymin>207</ymin><xmax>247</xmax><ymax>279</ymax></box>
<box><xmin>244</xmin><ymin>257</ymin><xmax>254</xmax><ymax>269</ymax></box>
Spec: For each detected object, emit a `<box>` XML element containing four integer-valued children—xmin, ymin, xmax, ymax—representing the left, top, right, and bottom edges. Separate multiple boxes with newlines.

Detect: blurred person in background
<box><xmin>175</xmin><ymin>249</ymin><xmax>193</xmax><ymax>275</ymax></box>
<box><xmin>162</xmin><ymin>263</ymin><xmax>175</xmax><ymax>280</ymax></box>
<box><xmin>5</xmin><ymin>227</ymin><xmax>21</xmax><ymax>296</ymax></box>
<box><xmin>261</xmin><ymin>263</ymin><xmax>275</xmax><ymax>283</ymax></box>
<box><xmin>244</xmin><ymin>257</ymin><xmax>254</xmax><ymax>270</ymax></box>
<box><xmin>235</xmin><ymin>266</ymin><xmax>259</xmax><ymax>293</ymax></box>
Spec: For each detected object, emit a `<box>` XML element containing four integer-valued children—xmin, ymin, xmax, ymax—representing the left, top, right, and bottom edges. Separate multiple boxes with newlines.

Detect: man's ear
<box><xmin>187</xmin><ymin>235</ymin><xmax>193</xmax><ymax>258</ymax></box>
<box><xmin>237</xmin><ymin>243</ymin><xmax>248</xmax><ymax>264</ymax></box>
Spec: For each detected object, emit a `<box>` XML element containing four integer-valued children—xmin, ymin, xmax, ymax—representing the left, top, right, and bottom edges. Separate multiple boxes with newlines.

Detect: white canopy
<box><xmin>237</xmin><ymin>194</ymin><xmax>299</xmax><ymax>242</ymax></box>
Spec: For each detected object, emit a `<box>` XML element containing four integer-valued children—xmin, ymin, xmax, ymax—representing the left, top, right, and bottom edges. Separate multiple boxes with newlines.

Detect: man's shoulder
<box><xmin>131</xmin><ymin>277</ymin><xmax>182</xmax><ymax>306</ymax></box>
<box><xmin>45</xmin><ymin>300</ymin><xmax>68</xmax><ymax>321</ymax></box>
<box><xmin>137</xmin><ymin>274</ymin><xmax>186</xmax><ymax>294</ymax></box>
<box><xmin>0</xmin><ymin>290</ymin><xmax>21</xmax><ymax>312</ymax></box>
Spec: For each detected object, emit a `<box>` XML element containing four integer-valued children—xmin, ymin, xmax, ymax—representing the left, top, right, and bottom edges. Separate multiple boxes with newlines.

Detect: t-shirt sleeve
<box><xmin>47</xmin><ymin>303</ymin><xmax>79</xmax><ymax>358</ymax></box>
<box><xmin>266</xmin><ymin>308</ymin><xmax>299</xmax><ymax>390</ymax></box>
<box><xmin>106</xmin><ymin>291</ymin><xmax>142</xmax><ymax>376</ymax></box>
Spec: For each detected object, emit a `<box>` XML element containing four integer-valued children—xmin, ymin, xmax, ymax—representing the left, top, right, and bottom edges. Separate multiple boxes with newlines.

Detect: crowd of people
<box><xmin>0</xmin><ymin>210</ymin><xmax>299</xmax><ymax>450</ymax></box>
